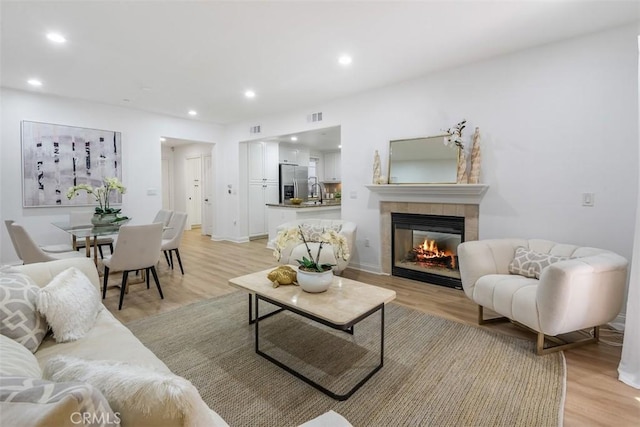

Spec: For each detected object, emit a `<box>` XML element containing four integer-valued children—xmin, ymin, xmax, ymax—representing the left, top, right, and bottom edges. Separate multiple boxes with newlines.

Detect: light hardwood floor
<box><xmin>104</xmin><ymin>230</ymin><xmax>639</xmax><ymax>427</ymax></box>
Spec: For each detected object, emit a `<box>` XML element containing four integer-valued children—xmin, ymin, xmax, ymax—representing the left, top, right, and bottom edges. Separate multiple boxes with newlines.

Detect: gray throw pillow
<box><xmin>0</xmin><ymin>272</ymin><xmax>48</xmax><ymax>353</ymax></box>
<box><xmin>508</xmin><ymin>247</ymin><xmax>569</xmax><ymax>279</ymax></box>
<box><xmin>0</xmin><ymin>376</ymin><xmax>120</xmax><ymax>427</ymax></box>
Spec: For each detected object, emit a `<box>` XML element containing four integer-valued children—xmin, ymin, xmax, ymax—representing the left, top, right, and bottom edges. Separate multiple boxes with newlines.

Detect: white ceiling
<box><xmin>2</xmin><ymin>1</ymin><xmax>639</xmax><ymax>126</ymax></box>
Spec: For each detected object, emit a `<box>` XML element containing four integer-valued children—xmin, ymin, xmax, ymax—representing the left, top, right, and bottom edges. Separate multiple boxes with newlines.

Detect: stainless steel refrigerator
<box><xmin>279</xmin><ymin>164</ymin><xmax>308</xmax><ymax>203</ymax></box>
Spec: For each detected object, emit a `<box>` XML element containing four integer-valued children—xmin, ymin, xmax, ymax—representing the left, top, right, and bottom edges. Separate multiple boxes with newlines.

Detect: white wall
<box><xmin>3</xmin><ymin>24</ymin><xmax>637</xmax><ymax>276</ymax></box>
<box><xmin>220</xmin><ymin>24</ymin><xmax>639</xmax><ymax>274</ymax></box>
<box><xmin>0</xmin><ymin>89</ymin><xmax>222</xmax><ymax>263</ymax></box>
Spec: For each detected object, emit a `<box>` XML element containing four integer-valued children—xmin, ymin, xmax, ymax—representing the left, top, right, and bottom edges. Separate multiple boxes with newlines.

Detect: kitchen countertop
<box><xmin>266</xmin><ymin>201</ymin><xmax>341</xmax><ymax>209</ymax></box>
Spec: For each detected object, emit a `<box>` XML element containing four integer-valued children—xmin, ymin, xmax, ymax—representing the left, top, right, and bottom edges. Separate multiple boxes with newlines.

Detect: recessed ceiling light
<box><xmin>290</xmin><ymin>136</ymin><xmax>298</xmax><ymax>142</ymax></box>
<box><xmin>338</xmin><ymin>55</ymin><xmax>352</xmax><ymax>66</ymax></box>
<box><xmin>188</xmin><ymin>110</ymin><xmax>197</xmax><ymax>116</ymax></box>
<box><xmin>244</xmin><ymin>90</ymin><xmax>256</xmax><ymax>99</ymax></box>
<box><xmin>27</xmin><ymin>79</ymin><xmax>43</xmax><ymax>87</ymax></box>
<box><xmin>338</xmin><ymin>144</ymin><xmax>342</xmax><ymax>149</ymax></box>
<box><xmin>46</xmin><ymin>32</ymin><xmax>66</xmax><ymax>43</ymax></box>
<box><xmin>160</xmin><ymin>137</ymin><xmax>166</xmax><ymax>142</ymax></box>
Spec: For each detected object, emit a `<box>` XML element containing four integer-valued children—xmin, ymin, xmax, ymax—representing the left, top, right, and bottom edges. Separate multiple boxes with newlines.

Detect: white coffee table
<box><xmin>228</xmin><ymin>267</ymin><xmax>396</xmax><ymax>400</ymax></box>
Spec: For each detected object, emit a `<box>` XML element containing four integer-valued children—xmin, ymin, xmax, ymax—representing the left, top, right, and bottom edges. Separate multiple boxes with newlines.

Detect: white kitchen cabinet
<box><xmin>279</xmin><ymin>145</ymin><xmax>297</xmax><ymax>165</ymax></box>
<box><xmin>248</xmin><ymin>141</ymin><xmax>279</xmax><ymax>237</ymax></box>
<box><xmin>323</xmin><ymin>151</ymin><xmax>341</xmax><ymax>182</ymax></box>
<box><xmin>249</xmin><ymin>182</ymin><xmax>279</xmax><ymax>237</ymax></box>
<box><xmin>248</xmin><ymin>141</ymin><xmax>279</xmax><ymax>183</ymax></box>
<box><xmin>279</xmin><ymin>144</ymin><xmax>310</xmax><ymax>167</ymax></box>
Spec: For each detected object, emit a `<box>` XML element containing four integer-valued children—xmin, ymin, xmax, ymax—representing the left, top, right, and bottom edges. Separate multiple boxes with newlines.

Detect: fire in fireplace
<box><xmin>391</xmin><ymin>213</ymin><xmax>464</xmax><ymax>289</ymax></box>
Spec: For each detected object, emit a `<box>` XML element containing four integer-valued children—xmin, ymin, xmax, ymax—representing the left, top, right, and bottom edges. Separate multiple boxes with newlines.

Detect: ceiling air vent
<box><xmin>249</xmin><ymin>125</ymin><xmax>261</xmax><ymax>134</ymax></box>
<box><xmin>307</xmin><ymin>112</ymin><xmax>323</xmax><ymax>123</ymax></box>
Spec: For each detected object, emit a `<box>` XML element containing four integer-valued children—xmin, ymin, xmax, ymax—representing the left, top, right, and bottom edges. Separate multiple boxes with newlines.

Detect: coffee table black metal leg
<box><xmin>248</xmin><ymin>293</ymin><xmax>285</xmax><ymax>325</ymax></box>
<box><xmin>254</xmin><ymin>294</ymin><xmax>385</xmax><ymax>401</ymax></box>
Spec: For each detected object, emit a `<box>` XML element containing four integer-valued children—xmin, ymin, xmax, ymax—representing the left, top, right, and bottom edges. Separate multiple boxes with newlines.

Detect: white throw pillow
<box><xmin>0</xmin><ymin>334</ymin><xmax>42</xmax><ymax>378</ymax></box>
<box><xmin>43</xmin><ymin>356</ymin><xmax>219</xmax><ymax>427</ymax></box>
<box><xmin>36</xmin><ymin>267</ymin><xmax>102</xmax><ymax>343</ymax></box>
<box><xmin>0</xmin><ymin>271</ymin><xmax>48</xmax><ymax>352</ymax></box>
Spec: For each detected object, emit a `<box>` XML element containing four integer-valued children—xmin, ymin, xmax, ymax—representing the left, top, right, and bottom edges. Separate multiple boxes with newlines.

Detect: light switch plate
<box><xmin>582</xmin><ymin>192</ymin><xmax>594</xmax><ymax>207</ymax></box>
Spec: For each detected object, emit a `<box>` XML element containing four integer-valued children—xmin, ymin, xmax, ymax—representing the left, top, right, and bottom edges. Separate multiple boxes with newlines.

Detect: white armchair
<box><xmin>458</xmin><ymin>238</ymin><xmax>628</xmax><ymax>354</ymax></box>
<box><xmin>274</xmin><ymin>219</ymin><xmax>356</xmax><ymax>275</ymax></box>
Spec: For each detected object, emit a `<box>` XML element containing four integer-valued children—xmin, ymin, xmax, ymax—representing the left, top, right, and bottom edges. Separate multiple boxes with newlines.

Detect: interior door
<box><xmin>186</xmin><ymin>157</ymin><xmax>202</xmax><ymax>228</ymax></box>
<box><xmin>203</xmin><ymin>154</ymin><xmax>213</xmax><ymax>236</ymax></box>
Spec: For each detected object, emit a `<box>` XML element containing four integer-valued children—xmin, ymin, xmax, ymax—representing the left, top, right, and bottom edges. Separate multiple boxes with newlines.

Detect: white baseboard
<box><xmin>211</xmin><ymin>235</ymin><xmax>250</xmax><ymax>243</ymax></box>
<box><xmin>347</xmin><ymin>262</ymin><xmax>384</xmax><ymax>275</ymax></box>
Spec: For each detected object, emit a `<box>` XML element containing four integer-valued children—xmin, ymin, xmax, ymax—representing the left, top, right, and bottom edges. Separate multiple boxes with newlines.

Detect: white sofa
<box><xmin>7</xmin><ymin>258</ymin><xmax>228</xmax><ymax>427</ymax></box>
<box><xmin>458</xmin><ymin>238</ymin><xmax>628</xmax><ymax>354</ymax></box>
<box><xmin>274</xmin><ymin>219</ymin><xmax>357</xmax><ymax>275</ymax></box>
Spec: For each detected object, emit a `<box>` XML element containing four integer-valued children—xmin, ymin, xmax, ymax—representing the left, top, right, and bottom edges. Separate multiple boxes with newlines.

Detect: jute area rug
<box><xmin>127</xmin><ymin>292</ymin><xmax>565</xmax><ymax>427</ymax></box>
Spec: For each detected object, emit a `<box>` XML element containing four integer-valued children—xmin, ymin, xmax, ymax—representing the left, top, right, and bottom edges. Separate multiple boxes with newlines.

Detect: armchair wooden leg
<box><xmin>102</xmin><ymin>267</ymin><xmax>109</xmax><ymax>299</ymax></box>
<box><xmin>146</xmin><ymin>267</ymin><xmax>150</xmax><ymax>289</ymax></box>
<box><xmin>536</xmin><ymin>326</ymin><xmax>600</xmax><ymax>355</ymax></box>
<box><xmin>164</xmin><ymin>250</ymin><xmax>171</xmax><ymax>267</ymax></box>
<box><xmin>168</xmin><ymin>251</ymin><xmax>174</xmax><ymax>269</ymax></box>
<box><xmin>98</xmin><ymin>245</ymin><xmax>104</xmax><ymax>259</ymax></box>
<box><xmin>118</xmin><ymin>271</ymin><xmax>129</xmax><ymax>310</ymax></box>
<box><xmin>150</xmin><ymin>266</ymin><xmax>163</xmax><ymax>299</ymax></box>
<box><xmin>174</xmin><ymin>248</ymin><xmax>184</xmax><ymax>275</ymax></box>
<box><xmin>477</xmin><ymin>305</ymin><xmax>509</xmax><ymax>325</ymax></box>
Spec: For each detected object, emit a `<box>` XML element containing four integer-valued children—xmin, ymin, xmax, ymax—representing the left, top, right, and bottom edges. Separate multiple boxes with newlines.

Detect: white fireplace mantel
<box><xmin>365</xmin><ymin>184</ymin><xmax>489</xmax><ymax>205</ymax></box>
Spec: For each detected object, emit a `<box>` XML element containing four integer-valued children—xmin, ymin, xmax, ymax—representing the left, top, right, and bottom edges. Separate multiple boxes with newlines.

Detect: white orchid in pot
<box><xmin>66</xmin><ymin>177</ymin><xmax>128</xmax><ymax>225</ymax></box>
<box><xmin>274</xmin><ymin>225</ymin><xmax>350</xmax><ymax>292</ymax></box>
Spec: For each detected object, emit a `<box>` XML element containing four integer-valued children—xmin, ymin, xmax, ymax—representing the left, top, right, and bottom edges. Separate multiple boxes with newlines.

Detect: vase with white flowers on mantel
<box><xmin>66</xmin><ymin>177</ymin><xmax>129</xmax><ymax>227</ymax></box>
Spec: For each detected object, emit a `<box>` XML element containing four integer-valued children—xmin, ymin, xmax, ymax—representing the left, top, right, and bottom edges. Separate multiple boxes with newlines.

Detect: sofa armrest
<box><xmin>11</xmin><ymin>258</ymin><xmax>100</xmax><ymax>292</ymax></box>
<box><xmin>458</xmin><ymin>239</ymin><xmax>527</xmax><ymax>299</ymax></box>
<box><xmin>537</xmin><ymin>253</ymin><xmax>628</xmax><ymax>335</ymax></box>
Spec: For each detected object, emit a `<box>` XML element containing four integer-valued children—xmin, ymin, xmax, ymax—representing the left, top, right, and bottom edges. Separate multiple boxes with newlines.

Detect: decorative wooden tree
<box><xmin>468</xmin><ymin>127</ymin><xmax>481</xmax><ymax>184</ymax></box>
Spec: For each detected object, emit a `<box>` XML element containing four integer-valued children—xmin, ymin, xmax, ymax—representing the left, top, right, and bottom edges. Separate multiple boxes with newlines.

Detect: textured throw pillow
<box><xmin>44</xmin><ymin>356</ymin><xmax>215</xmax><ymax>427</ymax></box>
<box><xmin>508</xmin><ymin>247</ymin><xmax>569</xmax><ymax>279</ymax></box>
<box><xmin>300</xmin><ymin>224</ymin><xmax>342</xmax><ymax>242</ymax></box>
<box><xmin>0</xmin><ymin>271</ymin><xmax>48</xmax><ymax>352</ymax></box>
<box><xmin>0</xmin><ymin>334</ymin><xmax>42</xmax><ymax>378</ymax></box>
<box><xmin>36</xmin><ymin>267</ymin><xmax>102</xmax><ymax>343</ymax></box>
<box><xmin>0</xmin><ymin>376</ymin><xmax>120</xmax><ymax>427</ymax></box>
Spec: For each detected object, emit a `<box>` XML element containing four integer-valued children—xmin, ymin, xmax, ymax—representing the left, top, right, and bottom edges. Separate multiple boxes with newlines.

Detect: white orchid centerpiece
<box><xmin>66</xmin><ymin>177</ymin><xmax>127</xmax><ymax>219</ymax></box>
<box><xmin>274</xmin><ymin>225</ymin><xmax>350</xmax><ymax>272</ymax></box>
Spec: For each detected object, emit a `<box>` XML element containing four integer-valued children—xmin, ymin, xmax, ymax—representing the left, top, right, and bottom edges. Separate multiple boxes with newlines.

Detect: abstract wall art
<box><xmin>21</xmin><ymin>121</ymin><xmax>123</xmax><ymax>208</ymax></box>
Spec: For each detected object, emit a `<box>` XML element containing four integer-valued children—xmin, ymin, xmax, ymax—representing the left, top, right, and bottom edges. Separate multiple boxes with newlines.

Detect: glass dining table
<box><xmin>51</xmin><ymin>220</ymin><xmax>128</xmax><ymax>266</ymax></box>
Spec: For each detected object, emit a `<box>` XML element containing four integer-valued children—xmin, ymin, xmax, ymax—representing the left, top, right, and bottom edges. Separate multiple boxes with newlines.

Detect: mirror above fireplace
<box><xmin>388</xmin><ymin>135</ymin><xmax>459</xmax><ymax>184</ymax></box>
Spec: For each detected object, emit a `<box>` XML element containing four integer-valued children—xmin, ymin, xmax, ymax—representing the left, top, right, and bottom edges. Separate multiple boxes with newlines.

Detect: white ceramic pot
<box><xmin>297</xmin><ymin>268</ymin><xmax>333</xmax><ymax>293</ymax></box>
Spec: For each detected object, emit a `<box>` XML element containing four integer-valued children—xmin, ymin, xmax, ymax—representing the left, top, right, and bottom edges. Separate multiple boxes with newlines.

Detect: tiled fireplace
<box><xmin>392</xmin><ymin>212</ymin><xmax>465</xmax><ymax>288</ymax></box>
<box><xmin>381</xmin><ymin>201</ymin><xmax>479</xmax><ymax>289</ymax></box>
<box><xmin>368</xmin><ymin>183</ymin><xmax>487</xmax><ymax>289</ymax></box>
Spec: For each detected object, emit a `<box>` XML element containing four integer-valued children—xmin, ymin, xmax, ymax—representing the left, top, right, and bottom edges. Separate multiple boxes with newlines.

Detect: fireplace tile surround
<box><xmin>381</xmin><ymin>202</ymin><xmax>479</xmax><ymax>275</ymax></box>
<box><xmin>367</xmin><ymin>183</ymin><xmax>488</xmax><ymax>278</ymax></box>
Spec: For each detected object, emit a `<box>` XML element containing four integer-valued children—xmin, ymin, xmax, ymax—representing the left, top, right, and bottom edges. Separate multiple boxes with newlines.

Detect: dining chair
<box><xmin>5</xmin><ymin>219</ymin><xmax>75</xmax><ymax>255</ymax></box>
<box><xmin>161</xmin><ymin>212</ymin><xmax>188</xmax><ymax>275</ymax></box>
<box><xmin>102</xmin><ymin>223</ymin><xmax>164</xmax><ymax>310</ymax></box>
<box><xmin>9</xmin><ymin>223</ymin><xmax>85</xmax><ymax>264</ymax></box>
<box><xmin>153</xmin><ymin>209</ymin><xmax>173</xmax><ymax>227</ymax></box>
<box><xmin>69</xmin><ymin>211</ymin><xmax>114</xmax><ymax>258</ymax></box>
